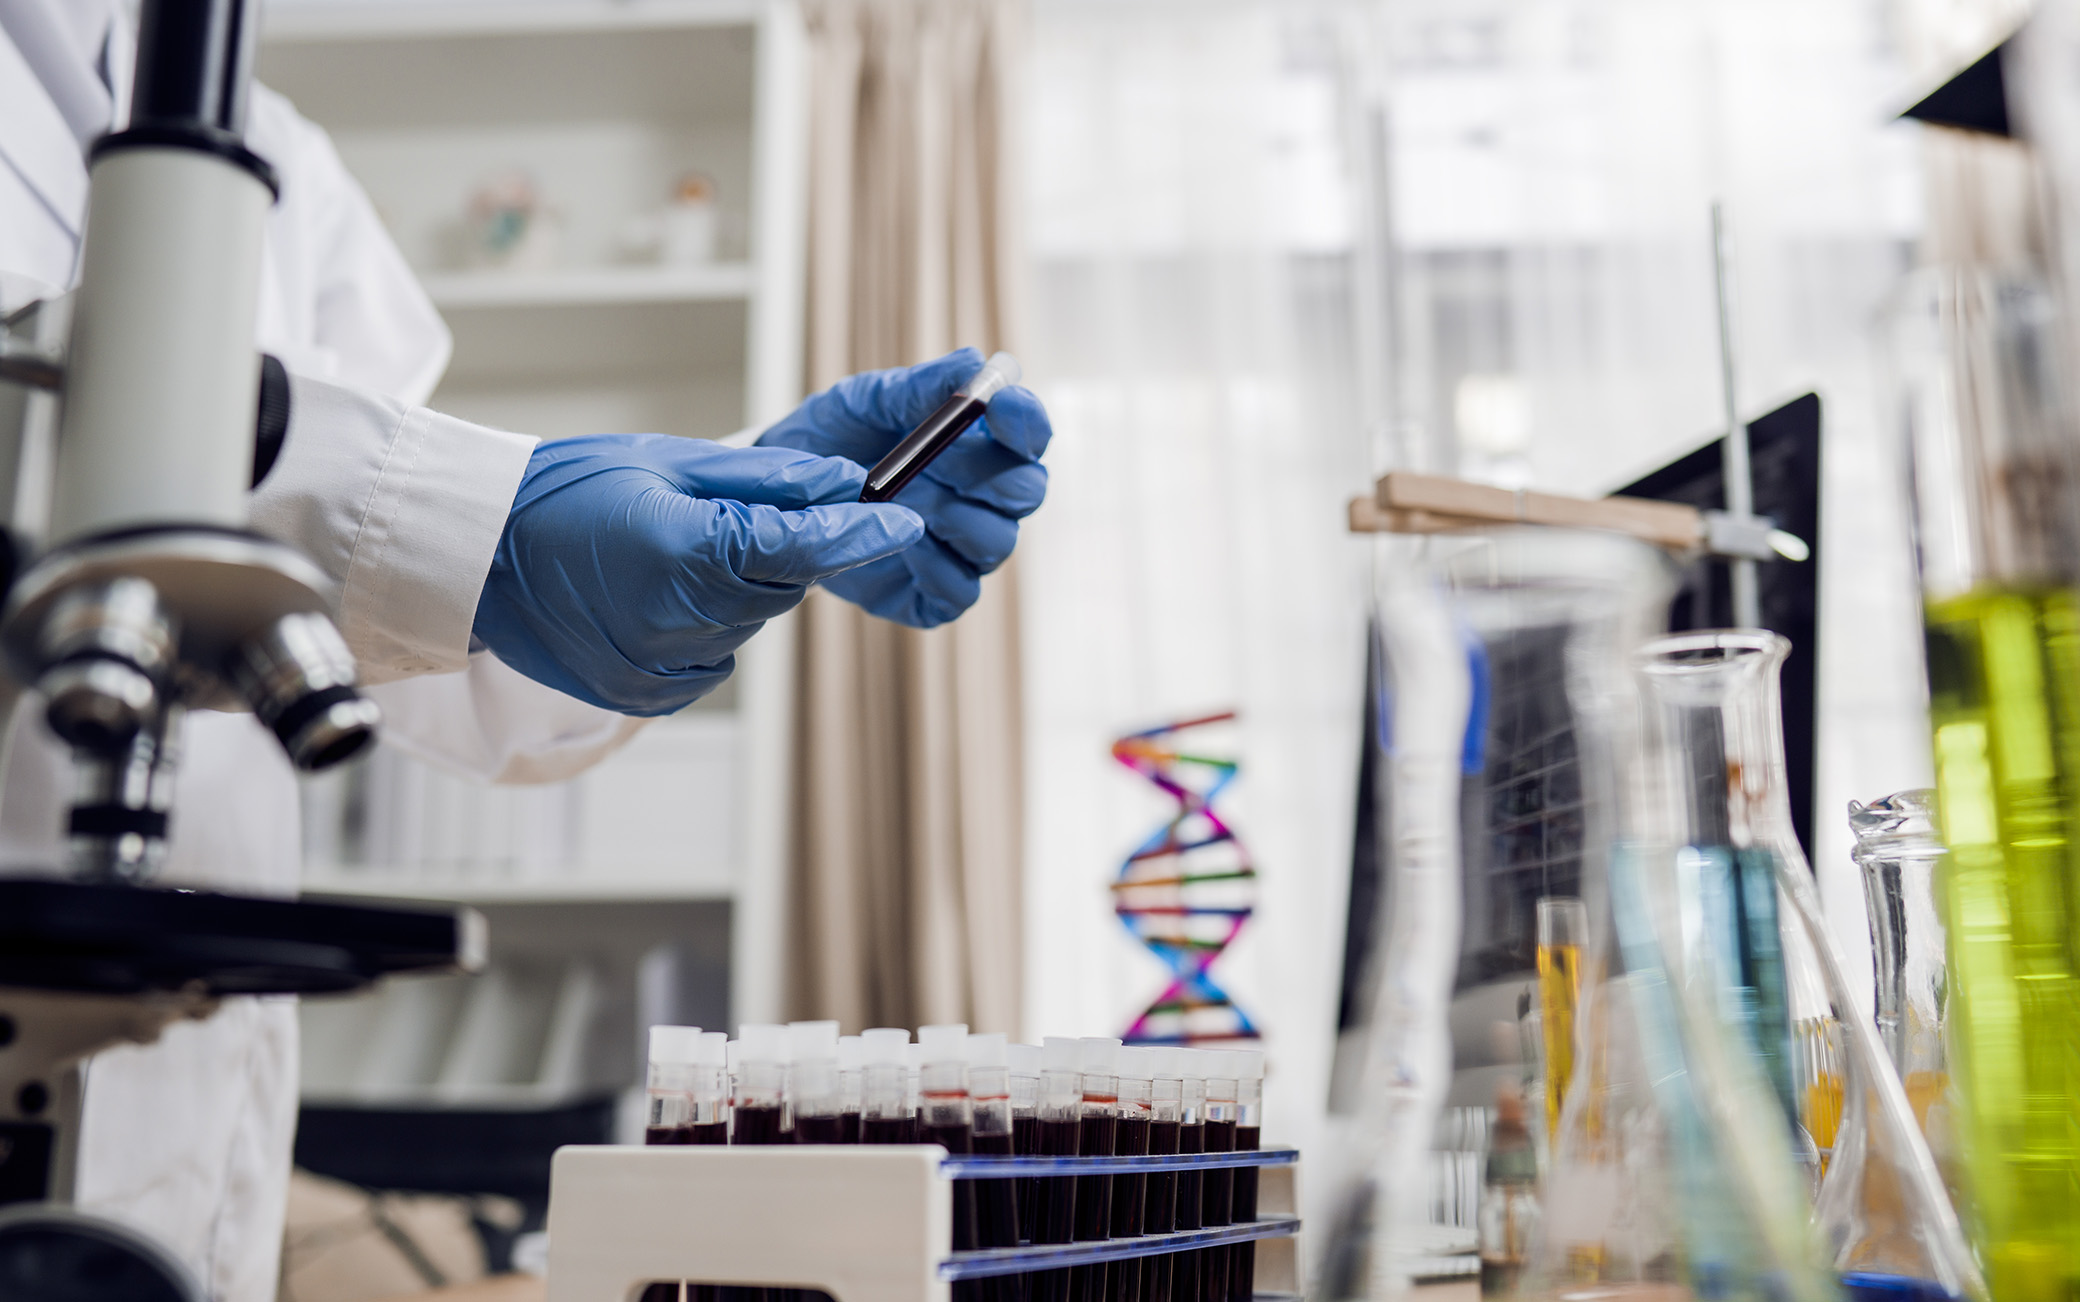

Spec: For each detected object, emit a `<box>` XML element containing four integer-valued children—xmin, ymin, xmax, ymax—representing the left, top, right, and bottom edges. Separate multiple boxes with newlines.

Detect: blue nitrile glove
<box><xmin>757</xmin><ymin>347</ymin><xmax>1051</xmax><ymax>627</ymax></box>
<box><xmin>473</xmin><ymin>433</ymin><xmax>924</xmax><ymax>716</ymax></box>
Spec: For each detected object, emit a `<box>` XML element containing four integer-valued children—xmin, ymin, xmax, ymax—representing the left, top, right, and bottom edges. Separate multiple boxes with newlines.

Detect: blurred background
<box><xmin>251</xmin><ymin>0</ymin><xmax>2016</xmax><ymax>1293</ymax></box>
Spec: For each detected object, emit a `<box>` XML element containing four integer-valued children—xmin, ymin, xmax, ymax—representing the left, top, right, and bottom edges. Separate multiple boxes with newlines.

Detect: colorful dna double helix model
<box><xmin>1111</xmin><ymin>711</ymin><xmax>1261</xmax><ymax>1045</ymax></box>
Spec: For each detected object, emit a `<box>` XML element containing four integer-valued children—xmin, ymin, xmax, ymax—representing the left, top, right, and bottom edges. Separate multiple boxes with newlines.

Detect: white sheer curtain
<box><xmin>1018</xmin><ymin>0</ymin><xmax>1379</xmax><ymax>1189</ymax></box>
<box><xmin>1019</xmin><ymin>0</ymin><xmax>1931</xmax><ymax>1237</ymax></box>
<box><xmin>1375</xmin><ymin>0</ymin><xmax>1927</xmax><ymax>1005</ymax></box>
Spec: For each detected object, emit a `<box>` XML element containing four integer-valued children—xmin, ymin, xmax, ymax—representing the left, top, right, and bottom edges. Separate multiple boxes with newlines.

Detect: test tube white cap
<box><xmin>862</xmin><ymin>1027</ymin><xmax>910</xmax><ymax>1065</ymax></box>
<box><xmin>966</xmin><ymin>1032</ymin><xmax>1008</xmax><ymax>1068</ymax></box>
<box><xmin>739</xmin><ymin>1023</ymin><xmax>789</xmax><ymax>1063</ymax></box>
<box><xmin>726</xmin><ymin>1040</ymin><xmax>741</xmax><ymax>1073</ymax></box>
<box><xmin>959</xmin><ymin>351</ymin><xmax>1022</xmax><ymax>403</ymax></box>
<box><xmin>918</xmin><ymin>1024</ymin><xmax>969</xmax><ymax>1062</ymax></box>
<box><xmin>648</xmin><ymin>1024</ymin><xmax>702</xmax><ymax>1065</ymax></box>
<box><xmin>1149</xmin><ymin>1046</ymin><xmax>1185</xmax><ymax>1081</ymax></box>
<box><xmin>1202</xmin><ymin>1049</ymin><xmax>1240</xmax><ymax>1085</ymax></box>
<box><xmin>1042</xmin><ymin>1036</ymin><xmax>1081</xmax><ymax>1072</ymax></box>
<box><xmin>1178</xmin><ymin>1047</ymin><xmax>1209</xmax><ymax>1080</ymax></box>
<box><xmin>696</xmin><ymin>1031</ymin><xmax>729</xmax><ymax>1068</ymax></box>
<box><xmin>1235</xmin><ymin>1048</ymin><xmax>1266</xmax><ymax>1081</ymax></box>
<box><xmin>789</xmin><ymin>1020</ymin><xmax>840</xmax><ymax>1063</ymax></box>
<box><xmin>838</xmin><ymin>1035</ymin><xmax>865</xmax><ymax>1071</ymax></box>
<box><xmin>902</xmin><ymin>1042</ymin><xmax>922</xmax><ymax>1071</ymax></box>
<box><xmin>1007</xmin><ymin>1043</ymin><xmax>1042</xmax><ymax>1077</ymax></box>
<box><xmin>1116</xmin><ymin>1045</ymin><xmax>1156</xmax><ymax>1081</ymax></box>
<box><xmin>1078</xmin><ymin>1036</ymin><xmax>1122</xmax><ymax>1076</ymax></box>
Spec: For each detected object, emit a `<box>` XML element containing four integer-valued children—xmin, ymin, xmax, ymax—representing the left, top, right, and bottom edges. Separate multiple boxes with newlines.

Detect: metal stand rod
<box><xmin>1711</xmin><ymin>202</ymin><xmax>1761</xmax><ymax>630</ymax></box>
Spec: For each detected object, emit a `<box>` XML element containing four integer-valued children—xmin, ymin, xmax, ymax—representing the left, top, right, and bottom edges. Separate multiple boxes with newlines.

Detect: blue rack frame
<box><xmin>933</xmin><ymin>1146</ymin><xmax>1300</xmax><ymax>1282</ymax></box>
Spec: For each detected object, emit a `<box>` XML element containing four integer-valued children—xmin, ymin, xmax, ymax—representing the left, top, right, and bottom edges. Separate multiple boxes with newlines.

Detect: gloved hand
<box><xmin>757</xmin><ymin>347</ymin><xmax>1051</xmax><ymax>627</ymax></box>
<box><xmin>473</xmin><ymin>433</ymin><xmax>923</xmax><ymax>716</ymax></box>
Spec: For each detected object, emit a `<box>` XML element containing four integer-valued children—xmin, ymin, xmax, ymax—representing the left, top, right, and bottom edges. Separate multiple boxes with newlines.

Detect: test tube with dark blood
<box><xmin>645</xmin><ymin>1025</ymin><xmax>701</xmax><ymax>1145</ymax></box>
<box><xmin>731</xmin><ymin>1024</ymin><xmax>789</xmax><ymax>1145</ymax></box>
<box><xmin>1172</xmin><ymin>1052</ymin><xmax>1207</xmax><ymax>1302</ymax></box>
<box><xmin>1109</xmin><ymin>1047</ymin><xmax>1154</xmax><ymax>1302</ymax></box>
<box><xmin>1143</xmin><ymin>1049</ymin><xmax>1185</xmax><ymax>1302</ymax></box>
<box><xmin>788</xmin><ymin>1022</ymin><xmax>845</xmax><ymax>1143</ymax></box>
<box><xmin>1229</xmin><ymin>1051</ymin><xmax>1264</xmax><ymax>1302</ymax></box>
<box><xmin>968</xmin><ymin>1033</ymin><xmax>1022</xmax><ymax>1245</ymax></box>
<box><xmin>1010</xmin><ymin>1043</ymin><xmax>1044</xmax><ymax>1246</ymax></box>
<box><xmin>838</xmin><ymin>1035</ymin><xmax>864</xmax><ymax>1143</ymax></box>
<box><xmin>860</xmin><ymin>1028</ymin><xmax>913</xmax><ymax>1144</ymax></box>
<box><xmin>1032</xmin><ymin>1037</ymin><xmax>1086</xmax><ymax>1302</ymax></box>
<box><xmin>860</xmin><ymin>352</ymin><xmax>1023</xmax><ymax>502</ymax></box>
<box><xmin>1069</xmin><ymin>1037</ymin><xmax>1122</xmax><ymax>1302</ymax></box>
<box><xmin>1199</xmin><ymin>1052</ymin><xmax>1240</xmax><ymax>1302</ymax></box>
<box><xmin>641</xmin><ymin>1026</ymin><xmax>700</xmax><ymax>1302</ymax></box>
<box><xmin>729</xmin><ymin>1025</ymin><xmax>790</xmax><ymax>1302</ymax></box>
<box><xmin>919</xmin><ymin>1025</ymin><xmax>980</xmax><ymax>1246</ymax></box>
<box><xmin>687</xmin><ymin>1033</ymin><xmax>731</xmax><ymax>1302</ymax></box>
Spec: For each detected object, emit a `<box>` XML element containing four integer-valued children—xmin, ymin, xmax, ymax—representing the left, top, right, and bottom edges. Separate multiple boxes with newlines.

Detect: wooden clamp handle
<box><xmin>1348</xmin><ymin>470</ymin><xmax>1705</xmax><ymax>552</ymax></box>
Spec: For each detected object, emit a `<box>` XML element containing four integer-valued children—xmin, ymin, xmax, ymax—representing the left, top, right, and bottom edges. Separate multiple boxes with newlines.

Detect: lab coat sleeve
<box><xmin>249</xmin><ymin>373</ymin><xmax>533</xmax><ymax>683</ymax></box>
<box><xmin>250</xmin><ymin>86</ymin><xmax>653</xmax><ymax>784</ymax></box>
<box><xmin>364</xmin><ymin>655</ymin><xmax>648</xmax><ymax>784</ymax></box>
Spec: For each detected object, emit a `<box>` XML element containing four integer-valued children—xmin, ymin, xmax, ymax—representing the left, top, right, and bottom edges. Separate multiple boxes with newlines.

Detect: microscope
<box><xmin>0</xmin><ymin>2</ymin><xmax>482</xmax><ymax>1295</ymax></box>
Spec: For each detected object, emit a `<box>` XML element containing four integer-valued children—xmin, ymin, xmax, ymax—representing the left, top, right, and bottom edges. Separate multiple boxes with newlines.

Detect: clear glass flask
<box><xmin>1633</xmin><ymin>632</ymin><xmax>1844</xmax><ymax>1178</ymax></box>
<box><xmin>1894</xmin><ymin>267</ymin><xmax>2080</xmax><ymax>1302</ymax></box>
<box><xmin>1848</xmin><ymin>793</ymin><xmax>1952</xmax><ymax>1146</ymax></box>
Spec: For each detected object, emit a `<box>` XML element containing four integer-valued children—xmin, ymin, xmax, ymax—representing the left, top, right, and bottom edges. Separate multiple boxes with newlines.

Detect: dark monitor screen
<box><xmin>1333</xmin><ymin>393</ymin><xmax>1823</xmax><ymax>1046</ymax></box>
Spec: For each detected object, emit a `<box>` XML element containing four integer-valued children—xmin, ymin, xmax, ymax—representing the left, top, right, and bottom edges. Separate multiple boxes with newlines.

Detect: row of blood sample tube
<box><xmin>641</xmin><ymin>1025</ymin><xmax>1267</xmax><ymax>1302</ymax></box>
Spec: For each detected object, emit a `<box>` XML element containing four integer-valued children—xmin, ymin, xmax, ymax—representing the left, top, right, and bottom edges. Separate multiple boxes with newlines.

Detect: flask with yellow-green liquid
<box><xmin>1898</xmin><ymin>268</ymin><xmax>2080</xmax><ymax>1302</ymax></box>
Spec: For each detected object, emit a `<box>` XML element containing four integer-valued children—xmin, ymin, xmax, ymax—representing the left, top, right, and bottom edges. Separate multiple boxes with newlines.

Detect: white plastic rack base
<box><xmin>546</xmin><ymin>1143</ymin><xmax>1302</xmax><ymax>1302</ymax></box>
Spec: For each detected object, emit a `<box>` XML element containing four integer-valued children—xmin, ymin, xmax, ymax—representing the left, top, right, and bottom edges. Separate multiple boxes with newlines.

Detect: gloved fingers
<box><xmin>820</xmin><ymin>537</ymin><xmax>982</xmax><ymax>628</ymax></box>
<box><xmin>603</xmin><ymin>657</ymin><xmax>742</xmax><ymax>718</ymax></box>
<box><xmin>817</xmin><ymin>347</ymin><xmax>986</xmax><ymax>442</ymax></box>
<box><xmin>918</xmin><ymin>431</ymin><xmax>1049</xmax><ymax>517</ymax></box>
<box><xmin>647</xmin><ymin>438</ymin><xmax>870</xmax><ymax>508</ymax></box>
<box><xmin>702</xmin><ymin>497</ymin><xmax>926</xmax><ymax>587</ymax></box>
<box><xmin>892</xmin><ymin>475</ymin><xmax>1021</xmax><ymax>572</ymax></box>
<box><xmin>975</xmin><ymin>386</ymin><xmax>1052</xmax><ymax>461</ymax></box>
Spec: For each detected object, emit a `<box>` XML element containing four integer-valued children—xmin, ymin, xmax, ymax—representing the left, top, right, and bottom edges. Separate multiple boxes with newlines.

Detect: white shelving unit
<box><xmin>260</xmin><ymin>0</ymin><xmax>808</xmax><ymax>1109</ymax></box>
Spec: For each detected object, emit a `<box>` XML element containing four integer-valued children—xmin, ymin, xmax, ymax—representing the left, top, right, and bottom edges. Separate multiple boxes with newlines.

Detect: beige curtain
<box><xmin>787</xmin><ymin>0</ymin><xmax>1026</xmax><ymax>1034</ymax></box>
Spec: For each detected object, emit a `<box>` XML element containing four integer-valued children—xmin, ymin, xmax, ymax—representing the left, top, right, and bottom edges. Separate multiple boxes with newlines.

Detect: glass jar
<box><xmin>1895</xmin><ymin>267</ymin><xmax>2080</xmax><ymax>1302</ymax></box>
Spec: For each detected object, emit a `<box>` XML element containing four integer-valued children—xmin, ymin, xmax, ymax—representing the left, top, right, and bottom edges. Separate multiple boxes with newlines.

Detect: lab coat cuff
<box><xmin>252</xmin><ymin>375</ymin><xmax>535</xmax><ymax>683</ymax></box>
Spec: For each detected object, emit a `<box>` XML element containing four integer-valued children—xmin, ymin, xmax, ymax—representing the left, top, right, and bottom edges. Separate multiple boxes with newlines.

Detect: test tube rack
<box><xmin>545</xmin><ymin>1144</ymin><xmax>1302</xmax><ymax>1302</ymax></box>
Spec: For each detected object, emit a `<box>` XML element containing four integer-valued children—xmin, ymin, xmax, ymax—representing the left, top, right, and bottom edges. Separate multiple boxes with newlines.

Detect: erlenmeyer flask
<box><xmin>1633</xmin><ymin>632</ymin><xmax>1839</xmax><ymax>1179</ymax></box>
<box><xmin>1847</xmin><ymin>793</ymin><xmax>1955</xmax><ymax>1156</ymax></box>
<box><xmin>1633</xmin><ymin>633</ymin><xmax>1981</xmax><ymax>1302</ymax></box>
<box><xmin>1893</xmin><ymin>268</ymin><xmax>2080</xmax><ymax>1302</ymax></box>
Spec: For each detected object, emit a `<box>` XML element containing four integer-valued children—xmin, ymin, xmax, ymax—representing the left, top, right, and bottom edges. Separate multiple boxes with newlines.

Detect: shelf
<box><xmin>301</xmin><ymin>875</ymin><xmax>737</xmax><ymax>904</ymax></box>
<box><xmin>264</xmin><ymin>1</ymin><xmax>768</xmax><ymax>44</ymax></box>
<box><xmin>422</xmin><ymin>263</ymin><xmax>756</xmax><ymax>309</ymax></box>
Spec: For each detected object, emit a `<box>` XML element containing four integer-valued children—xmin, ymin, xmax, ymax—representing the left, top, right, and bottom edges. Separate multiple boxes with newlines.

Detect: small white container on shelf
<box><xmin>545</xmin><ymin>1144</ymin><xmax>1302</xmax><ymax>1302</ymax></box>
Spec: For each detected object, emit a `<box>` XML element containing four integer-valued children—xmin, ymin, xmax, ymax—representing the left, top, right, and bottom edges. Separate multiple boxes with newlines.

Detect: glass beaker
<box><xmin>1633</xmin><ymin>631</ymin><xmax>1840</xmax><ymax>1178</ymax></box>
<box><xmin>1894</xmin><ymin>268</ymin><xmax>2080</xmax><ymax>1302</ymax></box>
<box><xmin>1848</xmin><ymin>793</ymin><xmax>1952</xmax><ymax>1141</ymax></box>
<box><xmin>1325</xmin><ymin>527</ymin><xmax>1676</xmax><ymax>1300</ymax></box>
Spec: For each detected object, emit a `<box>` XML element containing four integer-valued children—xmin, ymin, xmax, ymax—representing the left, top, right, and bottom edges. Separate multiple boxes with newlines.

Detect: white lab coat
<box><xmin>0</xmin><ymin>3</ymin><xmax>646</xmax><ymax>1297</ymax></box>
